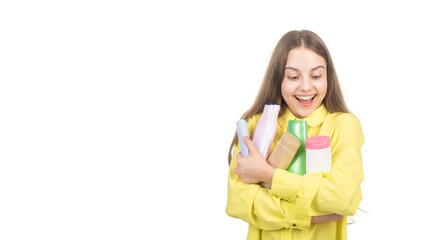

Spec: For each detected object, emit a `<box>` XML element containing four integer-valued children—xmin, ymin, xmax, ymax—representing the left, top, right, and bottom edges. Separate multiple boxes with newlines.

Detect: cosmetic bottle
<box><xmin>306</xmin><ymin>136</ymin><xmax>332</xmax><ymax>174</ymax></box>
<box><xmin>261</xmin><ymin>132</ymin><xmax>301</xmax><ymax>188</ymax></box>
<box><xmin>267</xmin><ymin>132</ymin><xmax>300</xmax><ymax>169</ymax></box>
<box><xmin>236</xmin><ymin>119</ymin><xmax>249</xmax><ymax>157</ymax></box>
<box><xmin>286</xmin><ymin>120</ymin><xmax>307</xmax><ymax>175</ymax></box>
<box><xmin>253</xmin><ymin>103</ymin><xmax>281</xmax><ymax>159</ymax></box>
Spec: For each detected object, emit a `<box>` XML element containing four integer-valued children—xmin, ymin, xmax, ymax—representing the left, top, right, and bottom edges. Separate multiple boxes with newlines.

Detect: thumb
<box><xmin>243</xmin><ymin>136</ymin><xmax>259</xmax><ymax>155</ymax></box>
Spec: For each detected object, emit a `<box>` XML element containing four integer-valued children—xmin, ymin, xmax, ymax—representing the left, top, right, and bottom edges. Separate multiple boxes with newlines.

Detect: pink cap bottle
<box><xmin>306</xmin><ymin>136</ymin><xmax>332</xmax><ymax>174</ymax></box>
<box><xmin>253</xmin><ymin>103</ymin><xmax>280</xmax><ymax>159</ymax></box>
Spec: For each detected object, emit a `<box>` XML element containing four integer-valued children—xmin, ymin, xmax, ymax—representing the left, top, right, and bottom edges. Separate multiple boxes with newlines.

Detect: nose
<box><xmin>299</xmin><ymin>77</ymin><xmax>312</xmax><ymax>92</ymax></box>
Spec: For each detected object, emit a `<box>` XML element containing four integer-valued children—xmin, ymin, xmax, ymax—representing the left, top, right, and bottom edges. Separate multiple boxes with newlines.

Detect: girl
<box><xmin>226</xmin><ymin>30</ymin><xmax>364</xmax><ymax>240</ymax></box>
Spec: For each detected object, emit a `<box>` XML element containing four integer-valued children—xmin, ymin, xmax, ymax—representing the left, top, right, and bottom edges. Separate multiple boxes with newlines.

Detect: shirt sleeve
<box><xmin>225</xmin><ymin>143</ymin><xmax>311</xmax><ymax>230</ymax></box>
<box><xmin>270</xmin><ymin>114</ymin><xmax>364</xmax><ymax>216</ymax></box>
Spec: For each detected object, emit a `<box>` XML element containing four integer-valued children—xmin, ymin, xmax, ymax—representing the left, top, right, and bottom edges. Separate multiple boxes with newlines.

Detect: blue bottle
<box><xmin>236</xmin><ymin>119</ymin><xmax>249</xmax><ymax>157</ymax></box>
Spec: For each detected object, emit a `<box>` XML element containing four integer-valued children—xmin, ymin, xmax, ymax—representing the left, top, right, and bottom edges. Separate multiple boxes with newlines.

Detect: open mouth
<box><xmin>295</xmin><ymin>95</ymin><xmax>316</xmax><ymax>107</ymax></box>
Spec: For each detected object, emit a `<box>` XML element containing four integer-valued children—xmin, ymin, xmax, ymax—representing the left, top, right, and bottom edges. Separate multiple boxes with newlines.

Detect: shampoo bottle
<box><xmin>286</xmin><ymin>120</ymin><xmax>307</xmax><ymax>175</ymax></box>
<box><xmin>253</xmin><ymin>103</ymin><xmax>281</xmax><ymax>159</ymax></box>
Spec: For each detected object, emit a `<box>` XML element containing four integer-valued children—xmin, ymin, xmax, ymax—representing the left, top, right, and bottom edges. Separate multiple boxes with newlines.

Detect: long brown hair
<box><xmin>228</xmin><ymin>30</ymin><xmax>349</xmax><ymax>165</ymax></box>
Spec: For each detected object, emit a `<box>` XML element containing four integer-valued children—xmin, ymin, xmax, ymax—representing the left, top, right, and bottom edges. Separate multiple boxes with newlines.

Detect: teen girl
<box><xmin>226</xmin><ymin>30</ymin><xmax>364</xmax><ymax>240</ymax></box>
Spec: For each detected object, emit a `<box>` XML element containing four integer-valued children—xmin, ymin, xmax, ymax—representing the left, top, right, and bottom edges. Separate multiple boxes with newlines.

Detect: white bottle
<box><xmin>306</xmin><ymin>136</ymin><xmax>332</xmax><ymax>174</ymax></box>
<box><xmin>253</xmin><ymin>103</ymin><xmax>280</xmax><ymax>159</ymax></box>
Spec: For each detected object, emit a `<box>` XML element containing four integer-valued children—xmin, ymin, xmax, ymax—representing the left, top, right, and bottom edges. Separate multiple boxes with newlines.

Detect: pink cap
<box><xmin>306</xmin><ymin>136</ymin><xmax>330</xmax><ymax>150</ymax></box>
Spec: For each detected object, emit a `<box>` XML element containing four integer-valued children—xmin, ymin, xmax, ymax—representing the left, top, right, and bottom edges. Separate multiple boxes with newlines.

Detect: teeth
<box><xmin>296</xmin><ymin>95</ymin><xmax>314</xmax><ymax>100</ymax></box>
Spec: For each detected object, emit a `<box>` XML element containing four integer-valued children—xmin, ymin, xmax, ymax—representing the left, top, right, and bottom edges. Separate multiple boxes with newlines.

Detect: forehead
<box><xmin>285</xmin><ymin>47</ymin><xmax>326</xmax><ymax>70</ymax></box>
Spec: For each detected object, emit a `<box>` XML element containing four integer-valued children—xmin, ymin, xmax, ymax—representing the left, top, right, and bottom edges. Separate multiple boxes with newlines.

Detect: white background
<box><xmin>1</xmin><ymin>1</ymin><xmax>439</xmax><ymax>239</ymax></box>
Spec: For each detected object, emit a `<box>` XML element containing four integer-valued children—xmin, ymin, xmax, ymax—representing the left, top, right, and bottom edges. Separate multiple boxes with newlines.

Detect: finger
<box><xmin>236</xmin><ymin>152</ymin><xmax>243</xmax><ymax>160</ymax></box>
<box><xmin>243</xmin><ymin>136</ymin><xmax>259</xmax><ymax>155</ymax></box>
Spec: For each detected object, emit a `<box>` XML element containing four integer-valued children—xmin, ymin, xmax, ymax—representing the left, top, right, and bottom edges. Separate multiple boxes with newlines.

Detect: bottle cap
<box><xmin>306</xmin><ymin>136</ymin><xmax>330</xmax><ymax>150</ymax></box>
<box><xmin>287</xmin><ymin>120</ymin><xmax>307</xmax><ymax>133</ymax></box>
<box><xmin>262</xmin><ymin>103</ymin><xmax>281</xmax><ymax>116</ymax></box>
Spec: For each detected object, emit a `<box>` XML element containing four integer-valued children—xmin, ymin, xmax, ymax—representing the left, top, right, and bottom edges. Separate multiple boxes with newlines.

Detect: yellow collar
<box><xmin>278</xmin><ymin>104</ymin><xmax>328</xmax><ymax>130</ymax></box>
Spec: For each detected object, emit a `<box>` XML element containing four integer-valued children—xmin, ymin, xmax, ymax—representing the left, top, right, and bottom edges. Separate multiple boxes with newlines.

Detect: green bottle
<box><xmin>286</xmin><ymin>120</ymin><xmax>307</xmax><ymax>175</ymax></box>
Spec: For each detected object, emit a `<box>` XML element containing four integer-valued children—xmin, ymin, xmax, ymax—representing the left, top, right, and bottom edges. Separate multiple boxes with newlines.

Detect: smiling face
<box><xmin>281</xmin><ymin>47</ymin><xmax>327</xmax><ymax>119</ymax></box>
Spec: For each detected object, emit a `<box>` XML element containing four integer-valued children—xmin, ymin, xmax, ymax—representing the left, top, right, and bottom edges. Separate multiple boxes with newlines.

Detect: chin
<box><xmin>297</xmin><ymin>106</ymin><xmax>318</xmax><ymax>118</ymax></box>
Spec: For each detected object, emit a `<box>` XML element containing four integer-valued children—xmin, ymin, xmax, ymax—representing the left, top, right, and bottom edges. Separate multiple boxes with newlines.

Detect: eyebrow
<box><xmin>285</xmin><ymin>66</ymin><xmax>325</xmax><ymax>71</ymax></box>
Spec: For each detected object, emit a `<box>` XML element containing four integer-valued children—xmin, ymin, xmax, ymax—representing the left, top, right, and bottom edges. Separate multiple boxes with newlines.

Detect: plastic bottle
<box><xmin>306</xmin><ymin>136</ymin><xmax>332</xmax><ymax>174</ymax></box>
<box><xmin>253</xmin><ymin>103</ymin><xmax>281</xmax><ymax>159</ymax></box>
<box><xmin>267</xmin><ymin>132</ymin><xmax>300</xmax><ymax>169</ymax></box>
<box><xmin>286</xmin><ymin>120</ymin><xmax>307</xmax><ymax>175</ymax></box>
<box><xmin>236</xmin><ymin>119</ymin><xmax>249</xmax><ymax>157</ymax></box>
<box><xmin>261</xmin><ymin>132</ymin><xmax>300</xmax><ymax>188</ymax></box>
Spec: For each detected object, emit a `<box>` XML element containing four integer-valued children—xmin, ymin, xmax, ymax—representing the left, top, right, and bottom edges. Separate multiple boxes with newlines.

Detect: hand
<box><xmin>311</xmin><ymin>214</ymin><xmax>343</xmax><ymax>223</ymax></box>
<box><xmin>234</xmin><ymin>136</ymin><xmax>275</xmax><ymax>186</ymax></box>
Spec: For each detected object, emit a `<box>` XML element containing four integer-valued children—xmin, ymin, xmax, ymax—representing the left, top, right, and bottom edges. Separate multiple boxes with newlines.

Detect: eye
<box><xmin>287</xmin><ymin>76</ymin><xmax>299</xmax><ymax>80</ymax></box>
<box><xmin>312</xmin><ymin>75</ymin><xmax>321</xmax><ymax>79</ymax></box>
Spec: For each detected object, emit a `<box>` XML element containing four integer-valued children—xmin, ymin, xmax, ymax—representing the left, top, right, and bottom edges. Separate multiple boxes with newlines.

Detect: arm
<box><xmin>226</xmin><ymin>142</ymin><xmax>311</xmax><ymax>230</ymax></box>
<box><xmin>271</xmin><ymin>115</ymin><xmax>364</xmax><ymax>216</ymax></box>
<box><xmin>312</xmin><ymin>214</ymin><xmax>343</xmax><ymax>223</ymax></box>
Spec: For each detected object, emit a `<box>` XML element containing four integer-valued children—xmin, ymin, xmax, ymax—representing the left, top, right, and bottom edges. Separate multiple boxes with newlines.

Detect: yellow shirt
<box><xmin>226</xmin><ymin>104</ymin><xmax>364</xmax><ymax>240</ymax></box>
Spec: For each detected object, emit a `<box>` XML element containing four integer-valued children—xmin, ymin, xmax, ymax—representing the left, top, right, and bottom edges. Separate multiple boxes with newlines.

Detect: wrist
<box><xmin>262</xmin><ymin>165</ymin><xmax>275</xmax><ymax>187</ymax></box>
